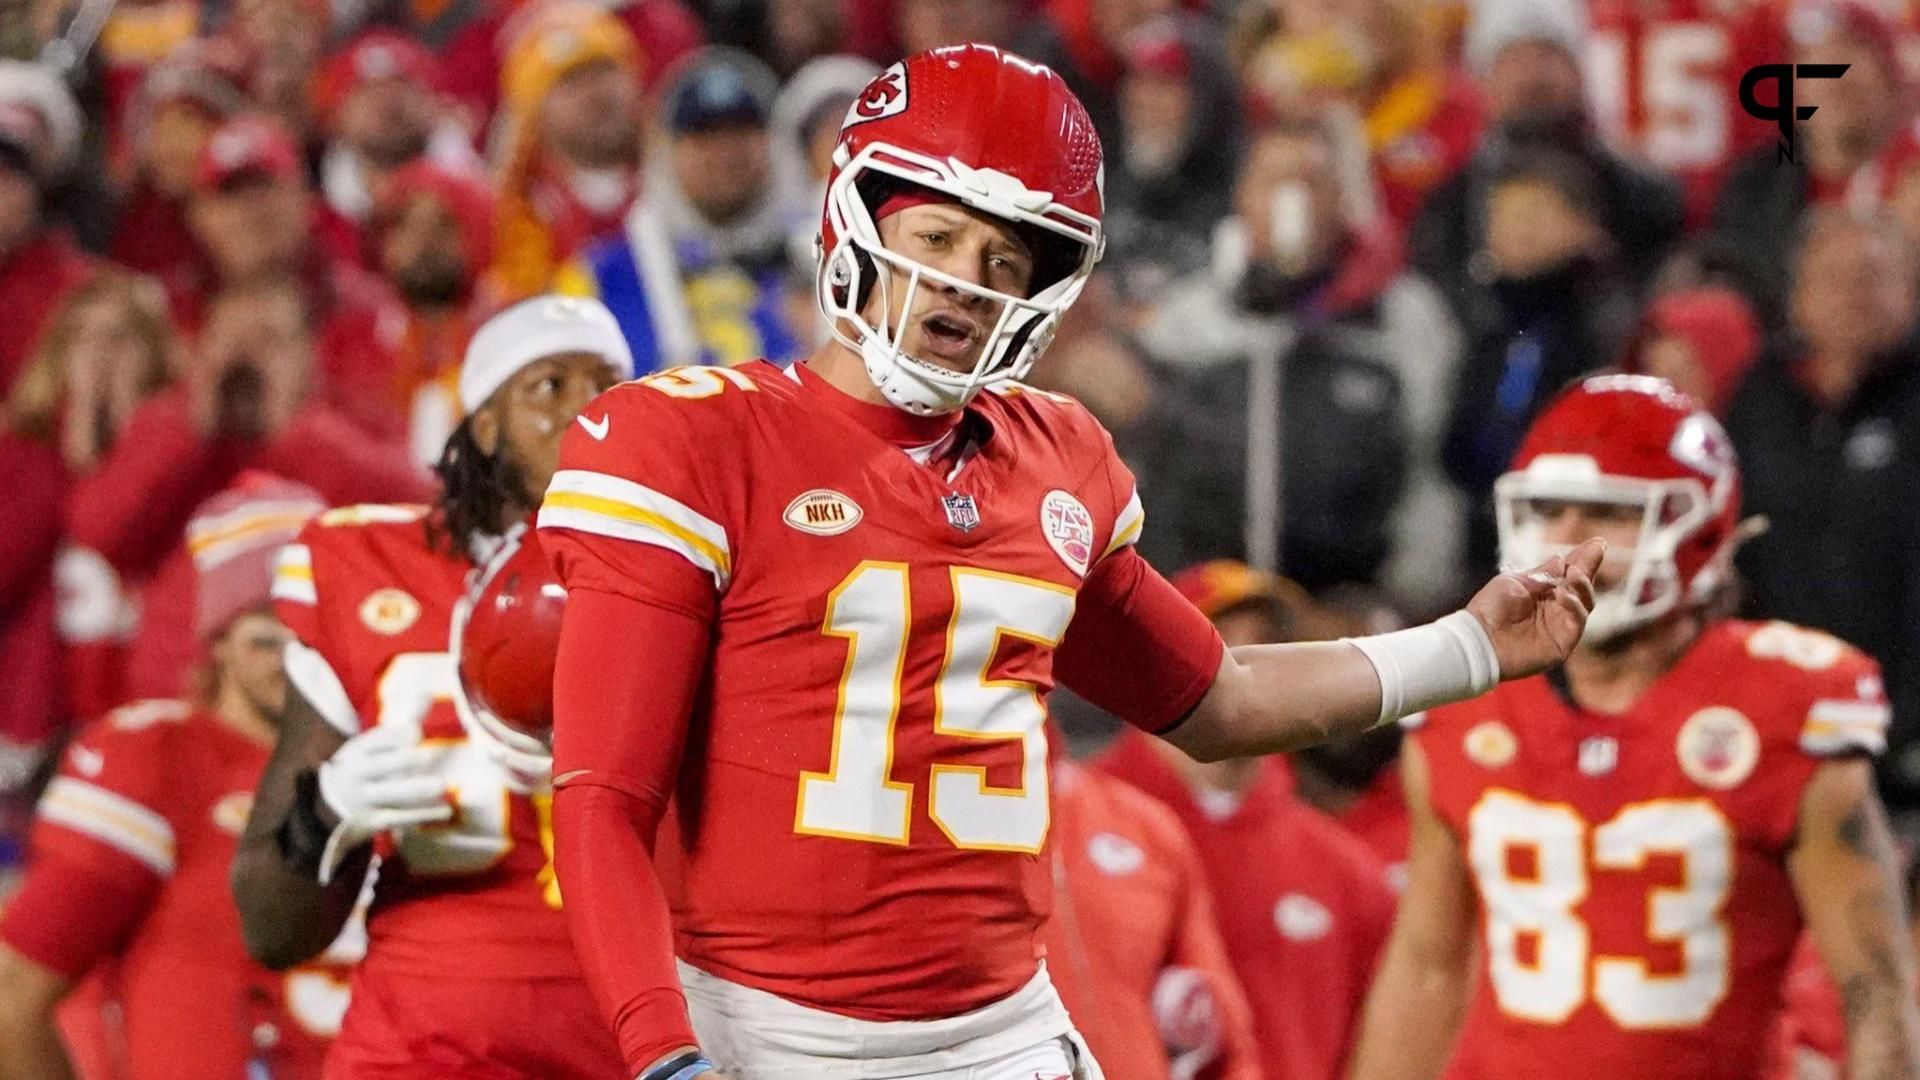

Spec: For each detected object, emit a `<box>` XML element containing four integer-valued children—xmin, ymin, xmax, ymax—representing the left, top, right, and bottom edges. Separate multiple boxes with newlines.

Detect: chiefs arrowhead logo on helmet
<box><xmin>848</xmin><ymin>64</ymin><xmax>906</xmax><ymax>124</ymax></box>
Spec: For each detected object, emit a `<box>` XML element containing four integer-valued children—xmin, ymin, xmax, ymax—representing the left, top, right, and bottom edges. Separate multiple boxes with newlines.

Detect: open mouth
<box><xmin>917</xmin><ymin>310</ymin><xmax>981</xmax><ymax>362</ymax></box>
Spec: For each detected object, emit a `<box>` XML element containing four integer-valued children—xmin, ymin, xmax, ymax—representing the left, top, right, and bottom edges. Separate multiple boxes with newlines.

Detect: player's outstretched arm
<box><xmin>230</xmin><ymin>685</ymin><xmax>368</xmax><ymax>969</ymax></box>
<box><xmin>0</xmin><ymin>943</ymin><xmax>76</xmax><ymax>1080</ymax></box>
<box><xmin>1789</xmin><ymin>758</ymin><xmax>1920</xmax><ymax>1080</ymax></box>
<box><xmin>1166</xmin><ymin>540</ymin><xmax>1600</xmax><ymax>762</ymax></box>
<box><xmin>1344</xmin><ymin>742</ymin><xmax>1475</xmax><ymax>1080</ymax></box>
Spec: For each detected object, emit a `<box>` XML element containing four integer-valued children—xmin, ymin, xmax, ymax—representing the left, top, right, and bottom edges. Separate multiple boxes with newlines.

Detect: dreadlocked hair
<box><xmin>428</xmin><ymin>416</ymin><xmax>530</xmax><ymax>559</ymax></box>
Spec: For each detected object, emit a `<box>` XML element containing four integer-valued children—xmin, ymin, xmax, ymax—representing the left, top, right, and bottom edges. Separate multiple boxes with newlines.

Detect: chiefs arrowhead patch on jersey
<box><xmin>1040</xmin><ymin>490</ymin><xmax>1095</xmax><ymax>577</ymax></box>
<box><xmin>1086</xmin><ymin>832</ymin><xmax>1145</xmax><ymax>876</ymax></box>
<box><xmin>359</xmin><ymin>587</ymin><xmax>421</xmax><ymax>636</ymax></box>
<box><xmin>1273</xmin><ymin>893</ymin><xmax>1334</xmax><ymax>942</ymax></box>
<box><xmin>212</xmin><ymin>791</ymin><xmax>254</xmax><ymax>836</ymax></box>
<box><xmin>1464</xmin><ymin>720</ymin><xmax>1518</xmax><ymax>769</ymax></box>
<box><xmin>783</xmin><ymin>490</ymin><xmax>863</xmax><ymax>536</ymax></box>
<box><xmin>1676</xmin><ymin>706</ymin><xmax>1760</xmax><ymax>790</ymax></box>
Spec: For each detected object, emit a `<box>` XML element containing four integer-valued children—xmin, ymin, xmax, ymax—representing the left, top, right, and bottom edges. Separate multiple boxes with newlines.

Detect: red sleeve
<box><xmin>0</xmin><ymin>707</ymin><xmax>185</xmax><ymax>976</ymax></box>
<box><xmin>0</xmin><ymin>431</ymin><xmax>65</xmax><ymax>611</ymax></box>
<box><xmin>270</xmin><ymin>526</ymin><xmax>323</xmax><ymax>650</ymax></box>
<box><xmin>1054</xmin><ymin>547</ymin><xmax>1225</xmax><ymax>733</ymax></box>
<box><xmin>64</xmin><ymin>389</ymin><xmax>247</xmax><ymax>576</ymax></box>
<box><xmin>0</xmin><ymin>850</ymin><xmax>155</xmax><ymax>979</ymax></box>
<box><xmin>253</xmin><ymin>407</ymin><xmax>434</xmax><ymax>507</ymax></box>
<box><xmin>550</xmin><ymin>582</ymin><xmax>711</xmax><ymax>1070</ymax></box>
<box><xmin>537</xmin><ymin>379</ymin><xmax>736</xmax><ymax>613</ymax></box>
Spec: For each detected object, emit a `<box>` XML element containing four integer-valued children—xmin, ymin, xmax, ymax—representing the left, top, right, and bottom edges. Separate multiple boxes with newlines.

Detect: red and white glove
<box><xmin>1153</xmin><ymin>966</ymin><xmax>1222</xmax><ymax>1080</ymax></box>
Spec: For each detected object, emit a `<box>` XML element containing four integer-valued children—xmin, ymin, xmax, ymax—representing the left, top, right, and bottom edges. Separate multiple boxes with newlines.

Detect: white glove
<box><xmin>316</xmin><ymin>723</ymin><xmax>452</xmax><ymax>884</ymax></box>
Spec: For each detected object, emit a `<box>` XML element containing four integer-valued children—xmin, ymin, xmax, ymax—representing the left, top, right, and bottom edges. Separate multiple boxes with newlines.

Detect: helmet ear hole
<box><xmin>850</xmin><ymin>247</ymin><xmax>880</xmax><ymax>312</ymax></box>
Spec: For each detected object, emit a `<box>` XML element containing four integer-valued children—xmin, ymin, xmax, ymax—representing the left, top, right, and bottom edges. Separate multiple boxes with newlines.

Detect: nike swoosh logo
<box><xmin>69</xmin><ymin>745</ymin><xmax>103</xmax><ymax>777</ymax></box>
<box><xmin>576</xmin><ymin>414</ymin><xmax>610</xmax><ymax>440</ymax></box>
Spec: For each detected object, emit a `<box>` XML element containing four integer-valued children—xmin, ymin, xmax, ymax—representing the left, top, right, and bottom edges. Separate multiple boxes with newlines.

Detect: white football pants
<box><xmin>679</xmin><ymin>961</ymin><xmax>1106</xmax><ymax>1080</ymax></box>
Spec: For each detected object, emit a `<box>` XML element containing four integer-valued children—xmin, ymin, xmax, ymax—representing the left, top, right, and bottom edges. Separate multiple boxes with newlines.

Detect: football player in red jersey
<box><xmin>535</xmin><ymin>44</ymin><xmax>1604</xmax><ymax>1080</ymax></box>
<box><xmin>0</xmin><ymin>474</ymin><xmax>348</xmax><ymax>1080</ymax></box>
<box><xmin>228</xmin><ymin>296</ymin><xmax>634</xmax><ymax>1079</ymax></box>
<box><xmin>1347</xmin><ymin>375</ymin><xmax>1920</xmax><ymax>1080</ymax></box>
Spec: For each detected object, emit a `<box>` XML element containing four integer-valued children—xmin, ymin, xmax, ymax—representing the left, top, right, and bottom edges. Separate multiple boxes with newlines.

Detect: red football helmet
<box><xmin>1496</xmin><ymin>375</ymin><xmax>1742</xmax><ymax>644</ymax></box>
<box><xmin>817</xmin><ymin>43</ymin><xmax>1105</xmax><ymax>415</ymax></box>
<box><xmin>455</xmin><ymin>527</ymin><xmax>564</xmax><ymax>773</ymax></box>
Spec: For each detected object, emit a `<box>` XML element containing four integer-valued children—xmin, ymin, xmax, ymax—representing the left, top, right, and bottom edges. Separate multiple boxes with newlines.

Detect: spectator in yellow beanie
<box><xmin>488</xmin><ymin>2</ymin><xmax>646</xmax><ymax>300</ymax></box>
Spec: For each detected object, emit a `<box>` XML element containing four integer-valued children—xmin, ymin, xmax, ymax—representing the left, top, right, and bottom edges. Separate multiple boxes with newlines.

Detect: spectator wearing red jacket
<box><xmin>183</xmin><ymin>113</ymin><xmax>413</xmax><ymax>439</ymax></box>
<box><xmin>0</xmin><ymin>62</ymin><xmax>97</xmax><ymax>402</ymax></box>
<box><xmin>65</xmin><ymin>277</ymin><xmax>430</xmax><ymax>704</ymax></box>
<box><xmin>1616</xmin><ymin>285</ymin><xmax>1764</xmax><ymax>419</ymax></box>
<box><xmin>312</xmin><ymin>30</ymin><xmax>483</xmax><ymax>270</ymax></box>
<box><xmin>3</xmin><ymin>272</ymin><xmax>181</xmax><ymax>779</ymax></box>
<box><xmin>1045</xmin><ymin>749</ymin><xmax>1262</xmax><ymax>1080</ymax></box>
<box><xmin>367</xmin><ymin>161</ymin><xmax>499</xmax><ymax>465</ymax></box>
<box><xmin>1098</xmin><ymin>560</ymin><xmax>1399</xmax><ymax>1080</ymax></box>
<box><xmin>109</xmin><ymin>42</ymin><xmax>247</xmax><ymax>299</ymax></box>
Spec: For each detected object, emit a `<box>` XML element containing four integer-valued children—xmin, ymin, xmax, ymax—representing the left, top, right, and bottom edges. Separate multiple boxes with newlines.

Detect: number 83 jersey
<box><xmin>539</xmin><ymin>360</ymin><xmax>1222</xmax><ymax>1020</ymax></box>
<box><xmin>1413</xmin><ymin>619</ymin><xmax>1890</xmax><ymax>1080</ymax></box>
<box><xmin>273</xmin><ymin>507</ymin><xmax>576</xmax><ymax>980</ymax></box>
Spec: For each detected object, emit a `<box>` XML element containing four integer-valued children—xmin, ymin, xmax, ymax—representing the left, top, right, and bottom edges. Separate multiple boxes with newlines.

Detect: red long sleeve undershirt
<box><xmin>550</xmin><ymin>583</ymin><xmax>711</xmax><ymax>1071</ymax></box>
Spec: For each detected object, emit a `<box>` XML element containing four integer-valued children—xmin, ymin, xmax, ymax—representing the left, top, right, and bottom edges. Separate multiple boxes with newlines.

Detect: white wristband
<box><xmin>1344</xmin><ymin>611</ymin><xmax>1501</xmax><ymax>728</ymax></box>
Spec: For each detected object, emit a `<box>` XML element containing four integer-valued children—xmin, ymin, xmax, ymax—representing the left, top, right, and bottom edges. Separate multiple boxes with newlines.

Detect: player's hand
<box><xmin>1465</xmin><ymin>537</ymin><xmax>1604</xmax><ymax>680</ymax></box>
<box><xmin>316</xmin><ymin>723</ymin><xmax>452</xmax><ymax>879</ymax></box>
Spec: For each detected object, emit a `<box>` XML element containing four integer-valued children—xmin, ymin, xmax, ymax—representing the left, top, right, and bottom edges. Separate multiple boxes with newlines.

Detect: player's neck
<box><xmin>800</xmin><ymin>342</ymin><xmax>963</xmax><ymax>447</ymax></box>
<box><xmin>1563</xmin><ymin>613</ymin><xmax>1703</xmax><ymax>715</ymax></box>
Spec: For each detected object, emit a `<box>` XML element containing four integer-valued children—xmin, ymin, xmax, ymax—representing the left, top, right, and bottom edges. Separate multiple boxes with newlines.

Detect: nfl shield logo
<box><xmin>942</xmin><ymin>493</ymin><xmax>980</xmax><ymax>532</ymax></box>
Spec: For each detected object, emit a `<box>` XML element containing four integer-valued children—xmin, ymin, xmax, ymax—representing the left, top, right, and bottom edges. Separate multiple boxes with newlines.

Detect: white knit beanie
<box><xmin>1465</xmin><ymin>0</ymin><xmax>1590</xmax><ymax>76</ymax></box>
<box><xmin>460</xmin><ymin>295</ymin><xmax>634</xmax><ymax>412</ymax></box>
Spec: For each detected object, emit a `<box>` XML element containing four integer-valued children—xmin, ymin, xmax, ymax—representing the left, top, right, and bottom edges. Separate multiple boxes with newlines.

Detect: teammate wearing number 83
<box><xmin>536</xmin><ymin>44</ymin><xmax>1605</xmax><ymax>1080</ymax></box>
<box><xmin>1347</xmin><ymin>376</ymin><xmax>1920</xmax><ymax>1080</ymax></box>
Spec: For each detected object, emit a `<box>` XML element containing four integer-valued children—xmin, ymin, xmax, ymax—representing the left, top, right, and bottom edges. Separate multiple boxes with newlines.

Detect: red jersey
<box><xmin>1043</xmin><ymin>759</ymin><xmax>1261</xmax><ymax>1080</ymax></box>
<box><xmin>1415</xmin><ymin>619</ymin><xmax>1890</xmax><ymax>1080</ymax></box>
<box><xmin>538</xmin><ymin>360</ymin><xmax>1224</xmax><ymax>1021</ymax></box>
<box><xmin>1584</xmin><ymin>0</ymin><xmax>1786</xmax><ymax>219</ymax></box>
<box><xmin>0</xmin><ymin>701</ymin><xmax>339</xmax><ymax>1080</ymax></box>
<box><xmin>272</xmin><ymin>507</ymin><xmax>576</xmax><ymax>980</ymax></box>
<box><xmin>1099</xmin><ymin>732</ymin><xmax>1398</xmax><ymax>1080</ymax></box>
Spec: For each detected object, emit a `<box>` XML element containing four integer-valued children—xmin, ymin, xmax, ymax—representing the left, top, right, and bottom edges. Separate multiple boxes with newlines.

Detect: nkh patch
<box><xmin>783</xmin><ymin>490</ymin><xmax>863</xmax><ymax>536</ymax></box>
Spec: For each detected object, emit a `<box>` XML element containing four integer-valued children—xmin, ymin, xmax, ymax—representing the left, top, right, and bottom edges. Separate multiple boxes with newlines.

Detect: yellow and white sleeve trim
<box><xmin>1102</xmin><ymin>487</ymin><xmax>1145</xmax><ymax>560</ymax></box>
<box><xmin>539</xmin><ymin>469</ymin><xmax>733</xmax><ymax>591</ymax></box>
<box><xmin>39</xmin><ymin>777</ymin><xmax>175</xmax><ymax>876</ymax></box>
<box><xmin>1801</xmin><ymin>698</ymin><xmax>1892</xmax><ymax>756</ymax></box>
<box><xmin>271</xmin><ymin>543</ymin><xmax>316</xmax><ymax>606</ymax></box>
